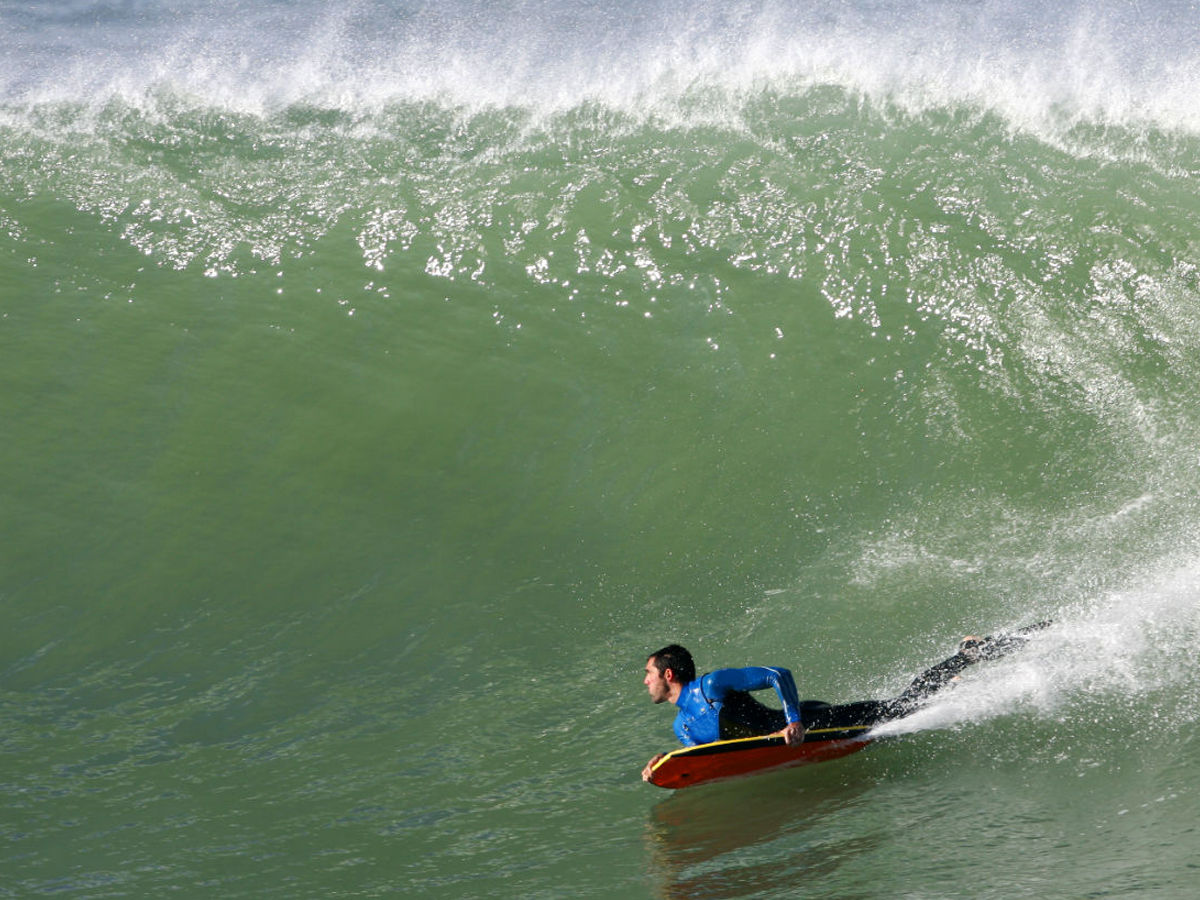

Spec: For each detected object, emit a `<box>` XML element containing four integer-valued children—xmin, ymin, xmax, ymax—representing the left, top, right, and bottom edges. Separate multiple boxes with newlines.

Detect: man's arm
<box><xmin>704</xmin><ymin>666</ymin><xmax>807</xmax><ymax>745</ymax></box>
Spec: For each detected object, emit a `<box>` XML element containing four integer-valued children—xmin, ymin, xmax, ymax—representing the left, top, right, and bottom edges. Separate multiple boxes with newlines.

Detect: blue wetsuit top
<box><xmin>672</xmin><ymin>666</ymin><xmax>804</xmax><ymax>747</ymax></box>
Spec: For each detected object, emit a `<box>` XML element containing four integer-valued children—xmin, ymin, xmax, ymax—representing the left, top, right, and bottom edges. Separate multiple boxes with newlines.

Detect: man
<box><xmin>641</xmin><ymin>644</ymin><xmax>807</xmax><ymax>781</ymax></box>
<box><xmin>642</xmin><ymin>625</ymin><xmax>1047</xmax><ymax>781</ymax></box>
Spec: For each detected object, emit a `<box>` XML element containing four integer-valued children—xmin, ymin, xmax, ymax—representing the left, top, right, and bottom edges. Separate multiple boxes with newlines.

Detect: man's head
<box><xmin>644</xmin><ymin>644</ymin><xmax>695</xmax><ymax>704</ymax></box>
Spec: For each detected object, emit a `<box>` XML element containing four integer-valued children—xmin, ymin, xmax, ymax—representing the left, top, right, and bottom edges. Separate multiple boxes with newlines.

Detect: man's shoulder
<box><xmin>704</xmin><ymin>664</ymin><xmax>784</xmax><ymax>681</ymax></box>
<box><xmin>699</xmin><ymin>667</ymin><xmax>756</xmax><ymax>692</ymax></box>
<box><xmin>702</xmin><ymin>665</ymin><xmax>796</xmax><ymax>693</ymax></box>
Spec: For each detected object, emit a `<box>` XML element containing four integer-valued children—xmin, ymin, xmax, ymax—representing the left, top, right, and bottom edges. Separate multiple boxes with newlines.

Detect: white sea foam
<box><xmin>2</xmin><ymin>0</ymin><xmax>1198</xmax><ymax>137</ymax></box>
<box><xmin>873</xmin><ymin>557</ymin><xmax>1200</xmax><ymax>738</ymax></box>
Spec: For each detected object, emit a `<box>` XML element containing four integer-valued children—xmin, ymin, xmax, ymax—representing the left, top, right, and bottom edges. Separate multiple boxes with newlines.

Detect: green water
<box><xmin>4</xmin><ymin>3</ymin><xmax>1200</xmax><ymax>895</ymax></box>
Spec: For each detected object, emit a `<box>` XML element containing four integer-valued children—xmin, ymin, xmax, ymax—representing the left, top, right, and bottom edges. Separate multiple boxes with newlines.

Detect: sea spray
<box><xmin>4</xmin><ymin>1</ymin><xmax>1200</xmax><ymax>136</ymax></box>
<box><xmin>874</xmin><ymin>562</ymin><xmax>1200</xmax><ymax>741</ymax></box>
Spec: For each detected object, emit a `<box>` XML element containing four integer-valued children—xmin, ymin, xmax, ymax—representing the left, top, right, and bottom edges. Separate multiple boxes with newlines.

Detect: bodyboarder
<box><xmin>642</xmin><ymin>625</ymin><xmax>1047</xmax><ymax>781</ymax></box>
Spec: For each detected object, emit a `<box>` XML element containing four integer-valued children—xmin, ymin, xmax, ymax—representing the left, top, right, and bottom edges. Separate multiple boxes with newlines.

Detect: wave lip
<box><xmin>2</xmin><ymin>0</ymin><xmax>1199</xmax><ymax>136</ymax></box>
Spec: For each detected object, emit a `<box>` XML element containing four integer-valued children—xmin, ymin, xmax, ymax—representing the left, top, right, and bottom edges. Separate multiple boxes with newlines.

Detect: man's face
<box><xmin>644</xmin><ymin>658</ymin><xmax>671</xmax><ymax>703</ymax></box>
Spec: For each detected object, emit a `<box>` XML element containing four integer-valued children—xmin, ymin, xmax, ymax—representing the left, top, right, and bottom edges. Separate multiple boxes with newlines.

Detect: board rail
<box><xmin>647</xmin><ymin>727</ymin><xmax>875</xmax><ymax>789</ymax></box>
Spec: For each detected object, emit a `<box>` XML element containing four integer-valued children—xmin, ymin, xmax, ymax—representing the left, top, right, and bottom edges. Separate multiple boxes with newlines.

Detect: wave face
<box><xmin>3</xmin><ymin>2</ymin><xmax>1200</xmax><ymax>897</ymax></box>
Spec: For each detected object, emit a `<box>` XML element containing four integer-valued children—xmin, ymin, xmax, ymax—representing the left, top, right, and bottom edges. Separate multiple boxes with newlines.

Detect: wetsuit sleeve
<box><xmin>703</xmin><ymin>667</ymin><xmax>804</xmax><ymax>726</ymax></box>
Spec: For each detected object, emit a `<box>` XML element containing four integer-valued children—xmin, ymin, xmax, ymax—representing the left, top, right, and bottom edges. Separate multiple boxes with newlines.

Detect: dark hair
<box><xmin>648</xmin><ymin>644</ymin><xmax>695</xmax><ymax>683</ymax></box>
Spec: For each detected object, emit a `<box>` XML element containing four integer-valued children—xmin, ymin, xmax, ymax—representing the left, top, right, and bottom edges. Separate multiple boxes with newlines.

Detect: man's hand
<box><xmin>780</xmin><ymin>721</ymin><xmax>806</xmax><ymax>746</ymax></box>
<box><xmin>642</xmin><ymin>753</ymin><xmax>665</xmax><ymax>782</ymax></box>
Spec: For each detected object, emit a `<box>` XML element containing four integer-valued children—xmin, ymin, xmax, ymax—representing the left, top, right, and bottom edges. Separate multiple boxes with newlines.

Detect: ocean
<box><xmin>3</xmin><ymin>1</ymin><xmax>1200</xmax><ymax>897</ymax></box>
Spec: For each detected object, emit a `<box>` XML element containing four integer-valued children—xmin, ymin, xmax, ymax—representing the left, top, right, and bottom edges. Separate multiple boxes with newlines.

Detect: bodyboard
<box><xmin>647</xmin><ymin>728</ymin><xmax>874</xmax><ymax>789</ymax></box>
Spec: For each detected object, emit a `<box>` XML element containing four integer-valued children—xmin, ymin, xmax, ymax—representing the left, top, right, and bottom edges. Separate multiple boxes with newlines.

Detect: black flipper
<box><xmin>962</xmin><ymin>620</ymin><xmax>1052</xmax><ymax>661</ymax></box>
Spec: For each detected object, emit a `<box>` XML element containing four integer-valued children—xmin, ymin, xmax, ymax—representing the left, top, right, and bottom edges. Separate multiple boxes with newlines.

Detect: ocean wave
<box><xmin>2</xmin><ymin>0</ymin><xmax>1199</xmax><ymax>139</ymax></box>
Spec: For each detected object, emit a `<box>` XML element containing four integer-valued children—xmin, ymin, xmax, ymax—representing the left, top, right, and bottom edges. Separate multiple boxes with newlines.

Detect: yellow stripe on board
<box><xmin>656</xmin><ymin>725</ymin><xmax>875</xmax><ymax>765</ymax></box>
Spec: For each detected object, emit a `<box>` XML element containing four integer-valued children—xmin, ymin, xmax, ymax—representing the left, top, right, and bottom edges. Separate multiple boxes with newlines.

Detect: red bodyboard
<box><xmin>647</xmin><ymin>733</ymin><xmax>873</xmax><ymax>789</ymax></box>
